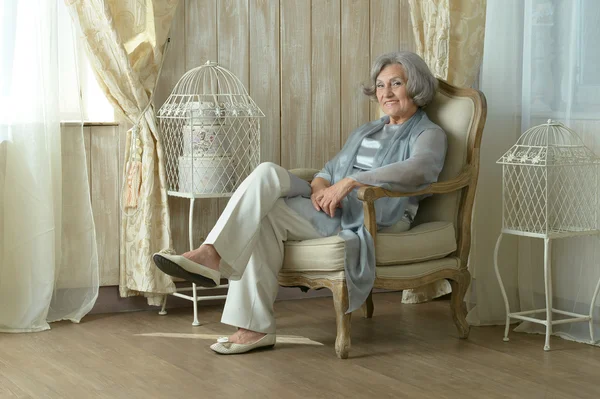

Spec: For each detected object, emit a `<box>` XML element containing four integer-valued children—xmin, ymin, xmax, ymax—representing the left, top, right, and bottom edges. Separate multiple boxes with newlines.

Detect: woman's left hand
<box><xmin>317</xmin><ymin>178</ymin><xmax>356</xmax><ymax>217</ymax></box>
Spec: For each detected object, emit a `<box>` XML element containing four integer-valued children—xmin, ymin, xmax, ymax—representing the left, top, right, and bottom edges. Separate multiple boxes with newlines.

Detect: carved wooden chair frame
<box><xmin>278</xmin><ymin>80</ymin><xmax>487</xmax><ymax>358</ymax></box>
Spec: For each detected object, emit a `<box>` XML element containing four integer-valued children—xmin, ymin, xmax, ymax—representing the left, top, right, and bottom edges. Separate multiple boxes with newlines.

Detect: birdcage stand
<box><xmin>494</xmin><ymin>229</ymin><xmax>600</xmax><ymax>351</ymax></box>
<box><xmin>156</xmin><ymin>60</ymin><xmax>263</xmax><ymax>326</ymax></box>
<box><xmin>158</xmin><ymin>194</ymin><xmax>230</xmax><ymax>326</ymax></box>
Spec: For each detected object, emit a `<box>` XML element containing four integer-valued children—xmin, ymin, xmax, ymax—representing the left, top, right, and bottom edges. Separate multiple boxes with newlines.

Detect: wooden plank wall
<box><xmin>61</xmin><ymin>124</ymin><xmax>121</xmax><ymax>286</ymax></box>
<box><xmin>60</xmin><ymin>0</ymin><xmax>416</xmax><ymax>285</ymax></box>
<box><xmin>156</xmin><ymin>0</ymin><xmax>416</xmax><ymax>255</ymax></box>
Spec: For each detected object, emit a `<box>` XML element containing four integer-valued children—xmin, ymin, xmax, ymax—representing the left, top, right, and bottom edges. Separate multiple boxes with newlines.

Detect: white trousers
<box><xmin>204</xmin><ymin>162</ymin><xmax>323</xmax><ymax>333</ymax></box>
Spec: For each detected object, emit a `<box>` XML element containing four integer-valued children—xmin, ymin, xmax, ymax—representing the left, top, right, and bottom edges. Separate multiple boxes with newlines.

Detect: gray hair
<box><xmin>362</xmin><ymin>51</ymin><xmax>438</xmax><ymax>107</ymax></box>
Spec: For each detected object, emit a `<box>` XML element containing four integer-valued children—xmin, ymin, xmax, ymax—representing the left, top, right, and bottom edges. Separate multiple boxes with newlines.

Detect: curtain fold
<box><xmin>466</xmin><ymin>0</ymin><xmax>522</xmax><ymax>327</ymax></box>
<box><xmin>0</xmin><ymin>0</ymin><xmax>98</xmax><ymax>332</ymax></box>
<box><xmin>66</xmin><ymin>0</ymin><xmax>179</xmax><ymax>305</ymax></box>
<box><xmin>405</xmin><ymin>0</ymin><xmax>487</xmax><ymax>304</ymax></box>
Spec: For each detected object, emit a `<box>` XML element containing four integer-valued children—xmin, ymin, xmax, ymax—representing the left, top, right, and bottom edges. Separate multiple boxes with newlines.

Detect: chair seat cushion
<box><xmin>283</xmin><ymin>236</ymin><xmax>346</xmax><ymax>272</ymax></box>
<box><xmin>281</xmin><ymin>221</ymin><xmax>456</xmax><ymax>272</ymax></box>
<box><xmin>376</xmin><ymin>221</ymin><xmax>456</xmax><ymax>266</ymax></box>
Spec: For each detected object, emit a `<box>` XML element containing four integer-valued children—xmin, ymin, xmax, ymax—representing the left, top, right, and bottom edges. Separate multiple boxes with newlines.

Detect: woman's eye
<box><xmin>376</xmin><ymin>83</ymin><xmax>384</xmax><ymax>88</ymax></box>
<box><xmin>392</xmin><ymin>81</ymin><xmax>403</xmax><ymax>86</ymax></box>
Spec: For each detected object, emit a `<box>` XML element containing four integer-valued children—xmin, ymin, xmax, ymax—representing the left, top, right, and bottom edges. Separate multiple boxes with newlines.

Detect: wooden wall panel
<box><xmin>157</xmin><ymin>1</ymin><xmax>190</xmax><ymax>254</ymax></box>
<box><xmin>86</xmin><ymin>0</ymin><xmax>419</xmax><ymax>285</ymax></box>
<box><xmin>186</xmin><ymin>0</ymin><xmax>218</xmax><ymax>67</ymax></box>
<box><xmin>90</xmin><ymin>126</ymin><xmax>120</xmax><ymax>286</ymax></box>
<box><xmin>218</xmin><ymin>0</ymin><xmax>249</xmax><ymax>83</ymax></box>
<box><xmin>83</xmin><ymin>126</ymin><xmax>91</xmax><ymax>188</ymax></box>
<box><xmin>59</xmin><ymin>125</ymin><xmax>96</xmax><ymax>288</ymax></box>
<box><xmin>311</xmin><ymin>0</ymin><xmax>341</xmax><ymax>168</ymax></box>
<box><xmin>369</xmin><ymin>0</ymin><xmax>415</xmax><ymax>119</ymax></box>
<box><xmin>216</xmin><ymin>0</ymin><xmax>249</xmax><ymax>220</ymax></box>
<box><xmin>155</xmin><ymin>0</ymin><xmax>186</xmax><ymax>112</ymax></box>
<box><xmin>249</xmin><ymin>0</ymin><xmax>280</xmax><ymax>164</ymax></box>
<box><xmin>116</xmin><ymin>118</ymin><xmax>129</xmax><ymax>281</ymax></box>
<box><xmin>280</xmin><ymin>0</ymin><xmax>312</xmax><ymax>169</ymax></box>
<box><xmin>181</xmin><ymin>0</ymin><xmax>220</xmax><ymax>252</ymax></box>
<box><xmin>341</xmin><ymin>0</ymin><xmax>371</xmax><ymax>144</ymax></box>
<box><xmin>370</xmin><ymin>0</ymin><xmax>401</xmax><ymax>120</ymax></box>
<box><xmin>399</xmin><ymin>0</ymin><xmax>416</xmax><ymax>52</ymax></box>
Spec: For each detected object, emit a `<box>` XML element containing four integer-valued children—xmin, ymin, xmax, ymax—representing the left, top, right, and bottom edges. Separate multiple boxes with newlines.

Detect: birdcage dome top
<box><xmin>157</xmin><ymin>60</ymin><xmax>264</xmax><ymax>119</ymax></box>
<box><xmin>497</xmin><ymin>119</ymin><xmax>600</xmax><ymax>166</ymax></box>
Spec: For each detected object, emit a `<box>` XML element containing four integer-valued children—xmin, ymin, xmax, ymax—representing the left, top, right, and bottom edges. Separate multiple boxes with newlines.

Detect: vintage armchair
<box><xmin>278</xmin><ymin>79</ymin><xmax>487</xmax><ymax>359</ymax></box>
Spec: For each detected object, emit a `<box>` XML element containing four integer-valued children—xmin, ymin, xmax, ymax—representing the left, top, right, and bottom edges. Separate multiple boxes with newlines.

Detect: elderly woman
<box><xmin>153</xmin><ymin>51</ymin><xmax>446</xmax><ymax>354</ymax></box>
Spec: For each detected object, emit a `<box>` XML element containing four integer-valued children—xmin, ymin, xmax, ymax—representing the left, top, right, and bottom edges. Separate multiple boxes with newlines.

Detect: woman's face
<box><xmin>376</xmin><ymin>63</ymin><xmax>417</xmax><ymax>124</ymax></box>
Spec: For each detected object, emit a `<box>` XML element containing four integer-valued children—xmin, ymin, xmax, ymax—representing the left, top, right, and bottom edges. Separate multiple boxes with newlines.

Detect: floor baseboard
<box><xmin>91</xmin><ymin>283</ymin><xmax>336</xmax><ymax>315</ymax></box>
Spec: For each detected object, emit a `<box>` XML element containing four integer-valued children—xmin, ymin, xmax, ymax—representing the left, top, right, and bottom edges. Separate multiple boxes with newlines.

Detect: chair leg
<box><xmin>332</xmin><ymin>282</ymin><xmax>352</xmax><ymax>359</ymax></box>
<box><xmin>449</xmin><ymin>270</ymin><xmax>471</xmax><ymax>339</ymax></box>
<box><xmin>361</xmin><ymin>290</ymin><xmax>374</xmax><ymax>319</ymax></box>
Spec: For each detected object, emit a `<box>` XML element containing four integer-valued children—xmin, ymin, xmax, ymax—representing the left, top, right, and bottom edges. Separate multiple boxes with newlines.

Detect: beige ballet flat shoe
<box><xmin>152</xmin><ymin>249</ymin><xmax>220</xmax><ymax>287</ymax></box>
<box><xmin>210</xmin><ymin>334</ymin><xmax>276</xmax><ymax>355</ymax></box>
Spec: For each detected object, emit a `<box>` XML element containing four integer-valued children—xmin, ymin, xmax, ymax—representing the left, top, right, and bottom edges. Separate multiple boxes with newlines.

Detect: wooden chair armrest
<box><xmin>356</xmin><ymin>167</ymin><xmax>474</xmax><ymax>202</ymax></box>
<box><xmin>356</xmin><ymin>167</ymin><xmax>474</xmax><ymax>240</ymax></box>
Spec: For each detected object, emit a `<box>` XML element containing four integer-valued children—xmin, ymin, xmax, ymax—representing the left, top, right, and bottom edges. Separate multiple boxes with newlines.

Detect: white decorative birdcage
<box><xmin>157</xmin><ymin>61</ymin><xmax>263</xmax><ymax>198</ymax></box>
<box><xmin>497</xmin><ymin>119</ymin><xmax>600</xmax><ymax>238</ymax></box>
<box><xmin>494</xmin><ymin>120</ymin><xmax>600</xmax><ymax>351</ymax></box>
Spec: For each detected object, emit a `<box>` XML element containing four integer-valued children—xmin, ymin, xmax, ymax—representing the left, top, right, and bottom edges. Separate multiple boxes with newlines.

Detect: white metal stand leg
<box><xmin>589</xmin><ymin>269</ymin><xmax>600</xmax><ymax>344</ymax></box>
<box><xmin>493</xmin><ymin>233</ymin><xmax>512</xmax><ymax>342</ymax></box>
<box><xmin>494</xmin><ymin>229</ymin><xmax>599</xmax><ymax>351</ymax></box>
<box><xmin>158</xmin><ymin>197</ymin><xmax>229</xmax><ymax>325</ymax></box>
<box><xmin>543</xmin><ymin>238</ymin><xmax>552</xmax><ymax>351</ymax></box>
<box><xmin>189</xmin><ymin>198</ymin><xmax>201</xmax><ymax>326</ymax></box>
<box><xmin>159</xmin><ymin>295</ymin><xmax>168</xmax><ymax>315</ymax></box>
<box><xmin>191</xmin><ymin>283</ymin><xmax>200</xmax><ymax>326</ymax></box>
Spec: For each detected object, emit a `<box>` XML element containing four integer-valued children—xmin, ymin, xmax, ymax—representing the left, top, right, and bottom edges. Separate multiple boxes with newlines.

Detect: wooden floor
<box><xmin>1</xmin><ymin>292</ymin><xmax>599</xmax><ymax>399</ymax></box>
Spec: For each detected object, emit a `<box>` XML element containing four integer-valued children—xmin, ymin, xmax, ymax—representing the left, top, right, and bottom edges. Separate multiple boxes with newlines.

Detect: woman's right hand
<box><xmin>315</xmin><ymin>178</ymin><xmax>356</xmax><ymax>217</ymax></box>
<box><xmin>310</xmin><ymin>188</ymin><xmax>326</xmax><ymax>212</ymax></box>
<box><xmin>310</xmin><ymin>177</ymin><xmax>330</xmax><ymax>213</ymax></box>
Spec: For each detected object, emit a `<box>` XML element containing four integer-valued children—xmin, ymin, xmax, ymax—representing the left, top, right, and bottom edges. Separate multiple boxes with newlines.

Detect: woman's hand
<box><xmin>310</xmin><ymin>177</ymin><xmax>330</xmax><ymax>213</ymax></box>
<box><xmin>310</xmin><ymin>188</ymin><xmax>325</xmax><ymax>212</ymax></box>
<box><xmin>315</xmin><ymin>178</ymin><xmax>357</xmax><ymax>217</ymax></box>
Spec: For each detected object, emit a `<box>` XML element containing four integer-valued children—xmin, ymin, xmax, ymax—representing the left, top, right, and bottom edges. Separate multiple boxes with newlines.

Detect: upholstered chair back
<box><xmin>414</xmin><ymin>87</ymin><xmax>476</xmax><ymax>228</ymax></box>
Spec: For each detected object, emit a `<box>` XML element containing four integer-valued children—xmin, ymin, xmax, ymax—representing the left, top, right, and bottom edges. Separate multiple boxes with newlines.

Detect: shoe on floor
<box><xmin>152</xmin><ymin>249</ymin><xmax>220</xmax><ymax>287</ymax></box>
<box><xmin>210</xmin><ymin>334</ymin><xmax>276</xmax><ymax>355</ymax></box>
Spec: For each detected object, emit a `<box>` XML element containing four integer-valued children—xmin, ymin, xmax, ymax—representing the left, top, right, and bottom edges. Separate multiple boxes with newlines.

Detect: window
<box><xmin>0</xmin><ymin>0</ymin><xmax>114</xmax><ymax>137</ymax></box>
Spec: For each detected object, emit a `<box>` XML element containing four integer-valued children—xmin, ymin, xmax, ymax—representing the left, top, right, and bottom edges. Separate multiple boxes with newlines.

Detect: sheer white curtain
<box><xmin>469</xmin><ymin>0</ymin><xmax>600</xmax><ymax>346</ymax></box>
<box><xmin>0</xmin><ymin>0</ymin><xmax>98</xmax><ymax>332</ymax></box>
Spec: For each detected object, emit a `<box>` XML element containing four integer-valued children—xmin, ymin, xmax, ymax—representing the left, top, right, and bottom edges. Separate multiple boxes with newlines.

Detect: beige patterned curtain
<box><xmin>409</xmin><ymin>0</ymin><xmax>486</xmax><ymax>86</ymax></box>
<box><xmin>66</xmin><ymin>0</ymin><xmax>179</xmax><ymax>305</ymax></box>
<box><xmin>405</xmin><ymin>0</ymin><xmax>486</xmax><ymax>304</ymax></box>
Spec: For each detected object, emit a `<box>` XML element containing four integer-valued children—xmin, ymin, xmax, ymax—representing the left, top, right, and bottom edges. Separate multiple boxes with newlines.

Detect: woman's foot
<box><xmin>152</xmin><ymin>247</ymin><xmax>220</xmax><ymax>287</ymax></box>
<box><xmin>182</xmin><ymin>244</ymin><xmax>221</xmax><ymax>272</ymax></box>
<box><xmin>228</xmin><ymin>328</ymin><xmax>266</xmax><ymax>344</ymax></box>
<box><xmin>210</xmin><ymin>329</ymin><xmax>275</xmax><ymax>355</ymax></box>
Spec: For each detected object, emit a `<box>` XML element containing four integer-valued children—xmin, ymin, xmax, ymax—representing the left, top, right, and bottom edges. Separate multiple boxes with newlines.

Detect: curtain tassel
<box><xmin>124</xmin><ymin>126</ymin><xmax>143</xmax><ymax>208</ymax></box>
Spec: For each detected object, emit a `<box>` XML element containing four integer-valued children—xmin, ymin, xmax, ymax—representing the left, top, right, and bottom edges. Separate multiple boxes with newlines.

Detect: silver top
<box><xmin>354</xmin><ymin>124</ymin><xmax>400</xmax><ymax>170</ymax></box>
